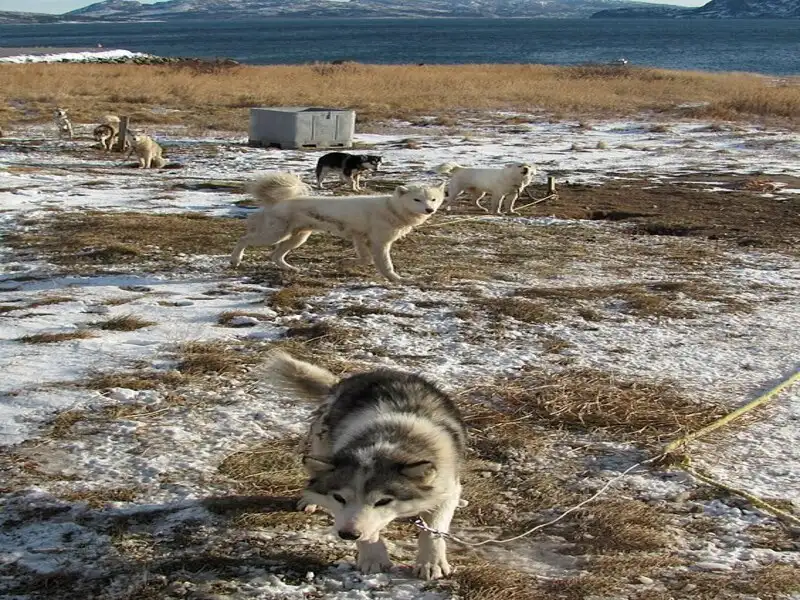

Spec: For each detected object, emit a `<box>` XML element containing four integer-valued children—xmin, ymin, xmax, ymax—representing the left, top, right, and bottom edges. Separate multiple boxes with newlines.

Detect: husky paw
<box><xmin>356</xmin><ymin>543</ymin><xmax>393</xmax><ymax>574</ymax></box>
<box><xmin>413</xmin><ymin>555</ymin><xmax>452</xmax><ymax>580</ymax></box>
<box><xmin>296</xmin><ymin>499</ymin><xmax>317</xmax><ymax>513</ymax></box>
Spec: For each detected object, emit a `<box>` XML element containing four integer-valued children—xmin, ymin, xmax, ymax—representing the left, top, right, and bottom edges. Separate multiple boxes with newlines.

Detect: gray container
<box><xmin>248</xmin><ymin>107</ymin><xmax>355</xmax><ymax>149</ymax></box>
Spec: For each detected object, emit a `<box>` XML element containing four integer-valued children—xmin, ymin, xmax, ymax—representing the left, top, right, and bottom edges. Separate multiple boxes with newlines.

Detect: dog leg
<box><xmin>507</xmin><ymin>192</ymin><xmax>521</xmax><ymax>215</ymax></box>
<box><xmin>443</xmin><ymin>184</ymin><xmax>460</xmax><ymax>212</ymax></box>
<box><xmin>271</xmin><ymin>230</ymin><xmax>312</xmax><ymax>271</ymax></box>
<box><xmin>356</xmin><ymin>538</ymin><xmax>393</xmax><ymax>574</ymax></box>
<box><xmin>474</xmin><ymin>192</ymin><xmax>488</xmax><ymax>212</ymax></box>
<box><xmin>370</xmin><ymin>241</ymin><xmax>404</xmax><ymax>283</ymax></box>
<box><xmin>489</xmin><ymin>193</ymin><xmax>505</xmax><ymax>215</ymax></box>
<box><xmin>413</xmin><ymin>480</ymin><xmax>460</xmax><ymax>580</ymax></box>
<box><xmin>352</xmin><ymin>236</ymin><xmax>373</xmax><ymax>265</ymax></box>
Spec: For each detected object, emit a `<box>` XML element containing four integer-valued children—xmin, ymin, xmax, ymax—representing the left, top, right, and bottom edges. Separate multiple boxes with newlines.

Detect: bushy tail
<box><xmin>436</xmin><ymin>162</ymin><xmax>463</xmax><ymax>176</ymax></box>
<box><xmin>248</xmin><ymin>172</ymin><xmax>311</xmax><ymax>205</ymax></box>
<box><xmin>266</xmin><ymin>350</ymin><xmax>340</xmax><ymax>401</ymax></box>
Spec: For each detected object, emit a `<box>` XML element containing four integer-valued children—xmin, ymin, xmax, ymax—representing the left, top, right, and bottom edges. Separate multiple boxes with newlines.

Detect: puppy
<box><xmin>53</xmin><ymin>108</ymin><xmax>73</xmax><ymax>139</ymax></box>
<box><xmin>128</xmin><ymin>134</ymin><xmax>166</xmax><ymax>168</ymax></box>
<box><xmin>230</xmin><ymin>172</ymin><xmax>445</xmax><ymax>283</ymax></box>
<box><xmin>268</xmin><ymin>350</ymin><xmax>466</xmax><ymax>580</ymax></box>
<box><xmin>315</xmin><ymin>152</ymin><xmax>383</xmax><ymax>191</ymax></box>
<box><xmin>437</xmin><ymin>162</ymin><xmax>536</xmax><ymax>214</ymax></box>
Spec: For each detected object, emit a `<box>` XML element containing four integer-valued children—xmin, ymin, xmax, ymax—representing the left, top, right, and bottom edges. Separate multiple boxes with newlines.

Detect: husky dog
<box><xmin>437</xmin><ymin>162</ymin><xmax>536</xmax><ymax>214</ymax></box>
<box><xmin>229</xmin><ymin>172</ymin><xmax>445</xmax><ymax>283</ymax></box>
<box><xmin>315</xmin><ymin>152</ymin><xmax>383</xmax><ymax>191</ymax></box>
<box><xmin>128</xmin><ymin>134</ymin><xmax>166</xmax><ymax>169</ymax></box>
<box><xmin>268</xmin><ymin>351</ymin><xmax>467</xmax><ymax>580</ymax></box>
<box><xmin>93</xmin><ymin>124</ymin><xmax>117</xmax><ymax>151</ymax></box>
<box><xmin>53</xmin><ymin>108</ymin><xmax>73</xmax><ymax>139</ymax></box>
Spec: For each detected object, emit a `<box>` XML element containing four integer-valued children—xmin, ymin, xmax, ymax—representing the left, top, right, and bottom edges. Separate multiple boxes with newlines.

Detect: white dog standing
<box><xmin>53</xmin><ymin>108</ymin><xmax>73</xmax><ymax>139</ymax></box>
<box><xmin>437</xmin><ymin>162</ymin><xmax>535</xmax><ymax>214</ymax></box>
<box><xmin>230</xmin><ymin>173</ymin><xmax>445</xmax><ymax>282</ymax></box>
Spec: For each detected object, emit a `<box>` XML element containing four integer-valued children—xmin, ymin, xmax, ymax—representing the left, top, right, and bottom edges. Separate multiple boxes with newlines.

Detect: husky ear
<box><xmin>303</xmin><ymin>455</ymin><xmax>334</xmax><ymax>474</ymax></box>
<box><xmin>400</xmin><ymin>461</ymin><xmax>437</xmax><ymax>484</ymax></box>
<box><xmin>395</xmin><ymin>185</ymin><xmax>409</xmax><ymax>196</ymax></box>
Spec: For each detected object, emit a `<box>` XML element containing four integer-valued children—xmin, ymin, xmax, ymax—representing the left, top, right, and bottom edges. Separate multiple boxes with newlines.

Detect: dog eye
<box><xmin>374</xmin><ymin>498</ymin><xmax>394</xmax><ymax>507</ymax></box>
<box><xmin>414</xmin><ymin>198</ymin><xmax>422</xmax><ymax>202</ymax></box>
<box><xmin>332</xmin><ymin>493</ymin><xmax>346</xmax><ymax>504</ymax></box>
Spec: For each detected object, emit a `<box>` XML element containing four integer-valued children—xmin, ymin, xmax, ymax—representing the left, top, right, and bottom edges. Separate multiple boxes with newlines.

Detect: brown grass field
<box><xmin>1</xmin><ymin>62</ymin><xmax>799</xmax><ymax>131</ymax></box>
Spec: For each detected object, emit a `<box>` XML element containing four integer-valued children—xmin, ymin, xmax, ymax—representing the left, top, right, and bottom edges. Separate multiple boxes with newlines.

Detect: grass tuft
<box><xmin>94</xmin><ymin>314</ymin><xmax>156</xmax><ymax>331</ymax></box>
<box><xmin>17</xmin><ymin>330</ymin><xmax>97</xmax><ymax>344</ymax></box>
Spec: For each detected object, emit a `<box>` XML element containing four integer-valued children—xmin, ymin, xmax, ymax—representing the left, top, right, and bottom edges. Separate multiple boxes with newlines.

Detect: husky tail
<box><xmin>248</xmin><ymin>172</ymin><xmax>312</xmax><ymax>205</ymax></box>
<box><xmin>267</xmin><ymin>350</ymin><xmax>340</xmax><ymax>400</ymax></box>
<box><xmin>436</xmin><ymin>162</ymin><xmax>463</xmax><ymax>176</ymax></box>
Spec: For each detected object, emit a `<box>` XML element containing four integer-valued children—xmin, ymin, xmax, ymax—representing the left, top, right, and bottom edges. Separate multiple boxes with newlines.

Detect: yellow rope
<box><xmin>684</xmin><ymin>464</ymin><xmax>800</xmax><ymax>527</ymax></box>
<box><xmin>664</xmin><ymin>369</ymin><xmax>800</xmax><ymax>456</ymax></box>
<box><xmin>662</xmin><ymin>368</ymin><xmax>800</xmax><ymax>526</ymax></box>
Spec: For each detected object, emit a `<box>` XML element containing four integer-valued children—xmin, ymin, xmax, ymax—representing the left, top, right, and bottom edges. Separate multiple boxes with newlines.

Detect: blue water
<box><xmin>0</xmin><ymin>18</ymin><xmax>798</xmax><ymax>75</ymax></box>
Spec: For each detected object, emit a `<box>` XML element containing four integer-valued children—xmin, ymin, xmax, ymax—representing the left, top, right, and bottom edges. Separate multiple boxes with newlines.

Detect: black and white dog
<box><xmin>315</xmin><ymin>152</ymin><xmax>383</xmax><ymax>191</ymax></box>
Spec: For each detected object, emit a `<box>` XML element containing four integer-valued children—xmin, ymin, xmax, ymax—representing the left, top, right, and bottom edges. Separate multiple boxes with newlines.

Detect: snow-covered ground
<box><xmin>1</xmin><ymin>114</ymin><xmax>798</xmax><ymax>599</ymax></box>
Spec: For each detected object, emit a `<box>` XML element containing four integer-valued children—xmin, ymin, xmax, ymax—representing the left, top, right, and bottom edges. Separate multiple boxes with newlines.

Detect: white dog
<box><xmin>437</xmin><ymin>162</ymin><xmax>535</xmax><ymax>214</ymax></box>
<box><xmin>128</xmin><ymin>134</ymin><xmax>166</xmax><ymax>168</ymax></box>
<box><xmin>53</xmin><ymin>108</ymin><xmax>73</xmax><ymax>139</ymax></box>
<box><xmin>230</xmin><ymin>173</ymin><xmax>445</xmax><ymax>282</ymax></box>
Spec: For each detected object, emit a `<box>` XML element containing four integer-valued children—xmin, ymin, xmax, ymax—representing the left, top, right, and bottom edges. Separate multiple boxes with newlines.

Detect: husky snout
<box><xmin>338</xmin><ymin>528</ymin><xmax>361</xmax><ymax>541</ymax></box>
<box><xmin>425</xmin><ymin>207</ymin><xmax>435</xmax><ymax>214</ymax></box>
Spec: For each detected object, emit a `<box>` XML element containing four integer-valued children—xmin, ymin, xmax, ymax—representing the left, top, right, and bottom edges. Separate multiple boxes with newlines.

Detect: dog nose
<box><xmin>522</xmin><ymin>167</ymin><xmax>529</xmax><ymax>174</ymax></box>
<box><xmin>338</xmin><ymin>530</ymin><xmax>360</xmax><ymax>541</ymax></box>
<box><xmin>425</xmin><ymin>208</ymin><xmax>435</xmax><ymax>214</ymax></box>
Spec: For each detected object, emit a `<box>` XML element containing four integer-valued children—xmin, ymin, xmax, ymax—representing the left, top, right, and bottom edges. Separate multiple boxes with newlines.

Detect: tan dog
<box><xmin>53</xmin><ymin>108</ymin><xmax>73</xmax><ymax>139</ymax></box>
<box><xmin>128</xmin><ymin>134</ymin><xmax>166</xmax><ymax>169</ymax></box>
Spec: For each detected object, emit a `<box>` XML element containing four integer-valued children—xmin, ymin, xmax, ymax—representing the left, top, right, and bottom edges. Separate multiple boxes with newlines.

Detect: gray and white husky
<box><xmin>268</xmin><ymin>351</ymin><xmax>467</xmax><ymax>580</ymax></box>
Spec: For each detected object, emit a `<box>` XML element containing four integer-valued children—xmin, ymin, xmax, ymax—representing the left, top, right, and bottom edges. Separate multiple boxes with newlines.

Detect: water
<box><xmin>0</xmin><ymin>18</ymin><xmax>798</xmax><ymax>75</ymax></box>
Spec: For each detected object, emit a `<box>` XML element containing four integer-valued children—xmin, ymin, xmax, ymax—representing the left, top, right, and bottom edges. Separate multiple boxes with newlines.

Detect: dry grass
<box><xmin>17</xmin><ymin>330</ymin><xmax>97</xmax><ymax>344</ymax></box>
<box><xmin>516</xmin><ymin>280</ymin><xmax>750</xmax><ymax>320</ymax></box>
<box><xmin>176</xmin><ymin>340</ymin><xmax>263</xmax><ymax>376</ymax></box>
<box><xmin>84</xmin><ymin>369</ymin><xmax>185</xmax><ymax>391</ymax></box>
<box><xmin>26</xmin><ymin>296</ymin><xmax>75</xmax><ymax>308</ymax></box>
<box><xmin>218</xmin><ymin>437</ymin><xmax>306</xmax><ymax>496</ymax></box>
<box><xmin>470</xmin><ymin>367</ymin><xmax>726</xmax><ymax>445</ymax></box>
<box><xmin>60</xmin><ymin>486</ymin><xmax>140</xmax><ymax>508</ymax></box>
<box><xmin>93</xmin><ymin>314</ymin><xmax>155</xmax><ymax>331</ymax></box>
<box><xmin>2</xmin><ymin>63</ymin><xmax>798</xmax><ymax>129</ymax></box>
<box><xmin>4</xmin><ymin>211</ymin><xmax>246</xmax><ymax>270</ymax></box>
<box><xmin>479</xmin><ymin>296</ymin><xmax>557</xmax><ymax>323</ymax></box>
<box><xmin>568</xmin><ymin>499</ymin><xmax>672</xmax><ymax>553</ymax></box>
<box><xmin>267</xmin><ymin>284</ymin><xmax>325</xmax><ymax>312</ymax></box>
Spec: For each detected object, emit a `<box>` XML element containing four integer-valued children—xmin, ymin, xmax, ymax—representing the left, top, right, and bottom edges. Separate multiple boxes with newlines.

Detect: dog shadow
<box><xmin>2</xmin><ymin>490</ymin><xmax>340</xmax><ymax>598</ymax></box>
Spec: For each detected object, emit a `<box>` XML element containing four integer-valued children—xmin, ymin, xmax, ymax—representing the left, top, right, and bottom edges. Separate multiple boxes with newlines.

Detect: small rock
<box><xmin>228</xmin><ymin>316</ymin><xmax>260</xmax><ymax>327</ymax></box>
<box><xmin>84</xmin><ymin>304</ymin><xmax>110</xmax><ymax>314</ymax></box>
<box><xmin>637</xmin><ymin>575</ymin><xmax>654</xmax><ymax>585</ymax></box>
<box><xmin>107</xmin><ymin>388</ymin><xmax>139</xmax><ymax>402</ymax></box>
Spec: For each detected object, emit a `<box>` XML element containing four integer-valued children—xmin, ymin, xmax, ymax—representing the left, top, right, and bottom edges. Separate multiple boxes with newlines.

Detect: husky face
<box><xmin>508</xmin><ymin>162</ymin><xmax>536</xmax><ymax>181</ymax></box>
<box><xmin>303</xmin><ymin>456</ymin><xmax>437</xmax><ymax>542</ymax></box>
<box><xmin>394</xmin><ymin>182</ymin><xmax>446</xmax><ymax>216</ymax></box>
<box><xmin>360</xmin><ymin>155</ymin><xmax>382</xmax><ymax>171</ymax></box>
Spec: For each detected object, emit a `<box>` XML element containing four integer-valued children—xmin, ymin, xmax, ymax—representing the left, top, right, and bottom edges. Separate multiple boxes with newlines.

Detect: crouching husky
<box><xmin>53</xmin><ymin>108</ymin><xmax>73</xmax><ymax>139</ymax></box>
<box><xmin>268</xmin><ymin>350</ymin><xmax>467</xmax><ymax>580</ymax></box>
<box><xmin>315</xmin><ymin>152</ymin><xmax>382</xmax><ymax>191</ymax></box>
<box><xmin>128</xmin><ymin>134</ymin><xmax>166</xmax><ymax>168</ymax></box>
<box><xmin>437</xmin><ymin>162</ymin><xmax>535</xmax><ymax>214</ymax></box>
<box><xmin>229</xmin><ymin>172</ymin><xmax>445</xmax><ymax>283</ymax></box>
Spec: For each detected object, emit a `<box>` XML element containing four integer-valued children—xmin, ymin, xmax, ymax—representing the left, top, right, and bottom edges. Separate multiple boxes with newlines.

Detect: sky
<box><xmin>1</xmin><ymin>0</ymin><xmax>709</xmax><ymax>15</ymax></box>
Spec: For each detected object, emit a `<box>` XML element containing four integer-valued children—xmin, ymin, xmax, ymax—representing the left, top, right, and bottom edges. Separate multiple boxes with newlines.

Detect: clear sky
<box><xmin>0</xmin><ymin>0</ymin><xmax>709</xmax><ymax>15</ymax></box>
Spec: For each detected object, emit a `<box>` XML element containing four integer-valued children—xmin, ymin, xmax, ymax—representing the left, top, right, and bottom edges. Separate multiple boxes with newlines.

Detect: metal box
<box><xmin>248</xmin><ymin>107</ymin><xmax>355</xmax><ymax>149</ymax></box>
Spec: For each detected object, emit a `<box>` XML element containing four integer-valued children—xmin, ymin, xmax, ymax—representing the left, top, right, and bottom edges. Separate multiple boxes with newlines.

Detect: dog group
<box><xmin>231</xmin><ymin>151</ymin><xmax>536</xmax><ymax>282</ymax></box>
<box><xmin>54</xmin><ymin>107</ymin><xmax>166</xmax><ymax>169</ymax></box>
